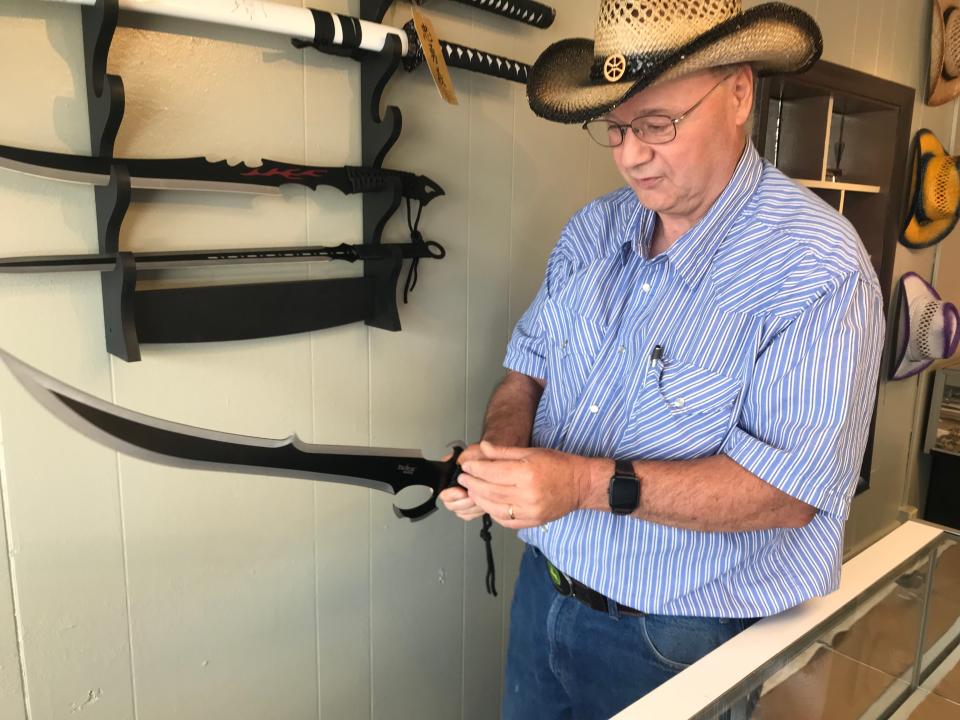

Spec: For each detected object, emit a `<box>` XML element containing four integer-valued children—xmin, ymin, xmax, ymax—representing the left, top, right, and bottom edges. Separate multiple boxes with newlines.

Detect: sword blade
<box><xmin>0</xmin><ymin>349</ymin><xmax>454</xmax><ymax>519</ymax></box>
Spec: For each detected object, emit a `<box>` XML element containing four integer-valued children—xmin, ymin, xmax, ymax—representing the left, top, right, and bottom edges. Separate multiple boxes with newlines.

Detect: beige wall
<box><xmin>0</xmin><ymin>1</ymin><xmax>953</xmax><ymax>718</ymax></box>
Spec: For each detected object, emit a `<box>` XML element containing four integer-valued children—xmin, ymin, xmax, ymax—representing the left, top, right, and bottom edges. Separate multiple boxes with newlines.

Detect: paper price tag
<box><xmin>411</xmin><ymin>1</ymin><xmax>459</xmax><ymax>106</ymax></box>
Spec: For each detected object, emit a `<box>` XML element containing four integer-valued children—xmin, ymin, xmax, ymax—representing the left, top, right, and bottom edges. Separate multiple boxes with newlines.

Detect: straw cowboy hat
<box><xmin>902</xmin><ymin>129</ymin><xmax>960</xmax><ymax>249</ymax></box>
<box><xmin>527</xmin><ymin>0</ymin><xmax>823</xmax><ymax>124</ymax></box>
<box><xmin>928</xmin><ymin>0</ymin><xmax>960</xmax><ymax>106</ymax></box>
<box><xmin>891</xmin><ymin>273</ymin><xmax>960</xmax><ymax>381</ymax></box>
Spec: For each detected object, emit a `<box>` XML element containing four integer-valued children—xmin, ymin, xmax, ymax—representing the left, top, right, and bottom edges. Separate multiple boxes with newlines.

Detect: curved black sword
<box><xmin>0</xmin><ymin>349</ymin><xmax>463</xmax><ymax>521</ymax></box>
<box><xmin>0</xmin><ymin>144</ymin><xmax>444</xmax><ymax>205</ymax></box>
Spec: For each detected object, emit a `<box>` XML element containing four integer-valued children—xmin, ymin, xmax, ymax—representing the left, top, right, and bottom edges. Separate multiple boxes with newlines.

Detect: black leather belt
<box><xmin>545</xmin><ymin>558</ymin><xmax>644</xmax><ymax>617</ymax></box>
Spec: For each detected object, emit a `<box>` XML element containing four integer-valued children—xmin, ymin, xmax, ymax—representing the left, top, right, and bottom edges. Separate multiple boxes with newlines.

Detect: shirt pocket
<box><xmin>652</xmin><ymin>359</ymin><xmax>742</xmax><ymax>417</ymax></box>
<box><xmin>540</xmin><ymin>298</ymin><xmax>607</xmax><ymax>426</ymax></box>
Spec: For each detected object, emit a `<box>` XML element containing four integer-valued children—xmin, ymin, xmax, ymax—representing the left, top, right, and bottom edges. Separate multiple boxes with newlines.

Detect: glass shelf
<box><xmin>615</xmin><ymin>522</ymin><xmax>960</xmax><ymax>720</ymax></box>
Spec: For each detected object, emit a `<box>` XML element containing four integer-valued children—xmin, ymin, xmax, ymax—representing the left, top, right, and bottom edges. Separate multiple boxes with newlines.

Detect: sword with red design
<box><xmin>49</xmin><ymin>0</ymin><xmax>533</xmax><ymax>84</ymax></box>
<box><xmin>0</xmin><ymin>143</ymin><xmax>444</xmax><ymax>204</ymax></box>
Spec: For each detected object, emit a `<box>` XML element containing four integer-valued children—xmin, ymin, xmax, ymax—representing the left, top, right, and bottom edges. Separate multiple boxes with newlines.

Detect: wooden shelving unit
<box><xmin>754</xmin><ymin>60</ymin><xmax>914</xmax><ymax>308</ymax></box>
<box><xmin>753</xmin><ymin>60</ymin><xmax>916</xmax><ymax>493</ymax></box>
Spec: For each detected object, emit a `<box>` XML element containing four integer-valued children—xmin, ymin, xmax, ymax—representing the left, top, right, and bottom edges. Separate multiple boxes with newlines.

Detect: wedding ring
<box><xmin>508</xmin><ymin>505</ymin><xmax>516</xmax><ymax>520</ymax></box>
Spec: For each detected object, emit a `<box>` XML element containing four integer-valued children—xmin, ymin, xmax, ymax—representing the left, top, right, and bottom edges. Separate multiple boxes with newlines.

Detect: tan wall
<box><xmin>0</xmin><ymin>1</ymin><xmax>953</xmax><ymax>718</ymax></box>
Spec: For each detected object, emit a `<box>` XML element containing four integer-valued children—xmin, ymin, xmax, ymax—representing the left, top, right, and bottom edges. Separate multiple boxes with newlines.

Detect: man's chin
<box><xmin>629</xmin><ymin>184</ymin><xmax>669</xmax><ymax>210</ymax></box>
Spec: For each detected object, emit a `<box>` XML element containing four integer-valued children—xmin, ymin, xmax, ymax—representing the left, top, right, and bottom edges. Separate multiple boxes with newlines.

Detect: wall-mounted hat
<box><xmin>891</xmin><ymin>273</ymin><xmax>960</xmax><ymax>381</ymax></box>
<box><xmin>526</xmin><ymin>0</ymin><xmax>823</xmax><ymax>124</ymax></box>
<box><xmin>928</xmin><ymin>0</ymin><xmax>960</xmax><ymax>106</ymax></box>
<box><xmin>902</xmin><ymin>129</ymin><xmax>960</xmax><ymax>249</ymax></box>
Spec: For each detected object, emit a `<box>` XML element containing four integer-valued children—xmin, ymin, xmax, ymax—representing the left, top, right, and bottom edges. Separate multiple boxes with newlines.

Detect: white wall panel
<box><xmin>0</xmin><ymin>442</ymin><xmax>27</xmax><ymax>720</ymax></box>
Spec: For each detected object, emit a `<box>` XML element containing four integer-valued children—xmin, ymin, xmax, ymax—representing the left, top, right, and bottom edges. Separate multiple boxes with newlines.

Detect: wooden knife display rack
<box><xmin>82</xmin><ymin>0</ymin><xmax>419</xmax><ymax>361</ymax></box>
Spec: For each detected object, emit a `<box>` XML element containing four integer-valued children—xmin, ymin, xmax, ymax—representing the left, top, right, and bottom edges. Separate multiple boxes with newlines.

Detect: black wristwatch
<box><xmin>608</xmin><ymin>460</ymin><xmax>640</xmax><ymax>515</ymax></box>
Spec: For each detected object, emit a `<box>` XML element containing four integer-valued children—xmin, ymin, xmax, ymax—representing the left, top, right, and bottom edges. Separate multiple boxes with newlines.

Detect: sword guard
<box><xmin>392</xmin><ymin>444</ymin><xmax>463</xmax><ymax>521</ymax></box>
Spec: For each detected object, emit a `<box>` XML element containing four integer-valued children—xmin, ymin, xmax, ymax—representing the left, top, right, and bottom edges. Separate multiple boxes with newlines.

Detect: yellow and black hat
<box><xmin>526</xmin><ymin>0</ymin><xmax>822</xmax><ymax>125</ymax></box>
<box><xmin>902</xmin><ymin>129</ymin><xmax>960</xmax><ymax>250</ymax></box>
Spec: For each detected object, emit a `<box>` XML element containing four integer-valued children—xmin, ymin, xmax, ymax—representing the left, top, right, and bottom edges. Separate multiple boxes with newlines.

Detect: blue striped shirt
<box><xmin>504</xmin><ymin>142</ymin><xmax>885</xmax><ymax>617</ymax></box>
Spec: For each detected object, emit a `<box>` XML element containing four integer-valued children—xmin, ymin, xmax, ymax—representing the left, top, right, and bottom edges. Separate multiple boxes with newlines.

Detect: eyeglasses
<box><xmin>583</xmin><ymin>73</ymin><xmax>735</xmax><ymax>148</ymax></box>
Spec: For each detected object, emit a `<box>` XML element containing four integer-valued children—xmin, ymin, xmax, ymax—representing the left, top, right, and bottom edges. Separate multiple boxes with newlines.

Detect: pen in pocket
<box><xmin>649</xmin><ymin>344</ymin><xmax>664</xmax><ymax>368</ymax></box>
<box><xmin>643</xmin><ymin>344</ymin><xmax>664</xmax><ymax>389</ymax></box>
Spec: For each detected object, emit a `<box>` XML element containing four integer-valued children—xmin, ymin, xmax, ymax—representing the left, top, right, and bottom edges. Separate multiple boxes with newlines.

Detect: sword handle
<box><xmin>442</xmin><ymin>0</ymin><xmax>556</xmax><ymax>29</ymax></box>
<box><xmin>402</xmin><ymin>21</ymin><xmax>530</xmax><ymax>85</ymax></box>
<box><xmin>392</xmin><ymin>445</ymin><xmax>463</xmax><ymax>522</ymax></box>
<box><xmin>344</xmin><ymin>167</ymin><xmax>445</xmax><ymax>206</ymax></box>
<box><xmin>438</xmin><ymin>40</ymin><xmax>529</xmax><ymax>84</ymax></box>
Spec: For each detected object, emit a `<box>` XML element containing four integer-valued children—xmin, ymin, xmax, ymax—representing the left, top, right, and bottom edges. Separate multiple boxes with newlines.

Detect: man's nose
<box><xmin>616</xmin><ymin>128</ymin><xmax>655</xmax><ymax>164</ymax></box>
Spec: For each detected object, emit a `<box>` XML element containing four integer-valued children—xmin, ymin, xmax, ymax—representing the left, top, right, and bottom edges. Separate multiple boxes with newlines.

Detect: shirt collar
<box><xmin>632</xmin><ymin>142</ymin><xmax>764</xmax><ymax>289</ymax></box>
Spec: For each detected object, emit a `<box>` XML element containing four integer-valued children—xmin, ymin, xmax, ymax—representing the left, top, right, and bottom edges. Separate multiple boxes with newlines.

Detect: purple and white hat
<box><xmin>891</xmin><ymin>272</ymin><xmax>960</xmax><ymax>380</ymax></box>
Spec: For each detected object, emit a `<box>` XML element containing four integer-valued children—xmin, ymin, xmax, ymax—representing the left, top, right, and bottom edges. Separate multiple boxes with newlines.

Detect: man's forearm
<box><xmin>481</xmin><ymin>371</ymin><xmax>545</xmax><ymax>447</ymax></box>
<box><xmin>580</xmin><ymin>454</ymin><xmax>816</xmax><ymax>532</ymax></box>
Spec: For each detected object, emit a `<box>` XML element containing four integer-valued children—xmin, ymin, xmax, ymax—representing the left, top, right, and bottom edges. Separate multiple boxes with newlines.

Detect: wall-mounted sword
<box><xmin>0</xmin><ymin>143</ymin><xmax>444</xmax><ymax>204</ymax></box>
<box><xmin>427</xmin><ymin>0</ymin><xmax>555</xmax><ymax>29</ymax></box>
<box><xmin>0</xmin><ymin>240</ymin><xmax>446</xmax><ymax>273</ymax></box>
<box><xmin>47</xmin><ymin>0</ymin><xmax>532</xmax><ymax>84</ymax></box>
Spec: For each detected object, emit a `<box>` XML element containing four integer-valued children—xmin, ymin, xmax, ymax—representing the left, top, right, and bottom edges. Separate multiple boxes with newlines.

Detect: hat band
<box><xmin>590</xmin><ymin>50</ymin><xmax>672</xmax><ymax>84</ymax></box>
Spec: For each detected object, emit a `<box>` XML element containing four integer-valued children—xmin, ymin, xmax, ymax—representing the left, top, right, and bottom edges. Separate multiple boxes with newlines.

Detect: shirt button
<box><xmin>617</xmin><ymin>345</ymin><xmax>626</xmax><ymax>354</ymax></box>
<box><xmin>641</xmin><ymin>282</ymin><xmax>651</xmax><ymax>293</ymax></box>
<box><xmin>672</xmin><ymin>397</ymin><xmax>686</xmax><ymax>409</ymax></box>
<box><xmin>589</xmin><ymin>404</ymin><xmax>600</xmax><ymax>414</ymax></box>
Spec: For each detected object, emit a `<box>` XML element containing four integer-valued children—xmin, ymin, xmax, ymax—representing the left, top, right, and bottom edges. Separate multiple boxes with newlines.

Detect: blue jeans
<box><xmin>503</xmin><ymin>545</ymin><xmax>758</xmax><ymax>720</ymax></box>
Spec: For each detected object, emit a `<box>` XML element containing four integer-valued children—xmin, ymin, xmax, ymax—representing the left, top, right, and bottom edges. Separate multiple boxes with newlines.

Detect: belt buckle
<box><xmin>546</xmin><ymin>560</ymin><xmax>572</xmax><ymax>597</ymax></box>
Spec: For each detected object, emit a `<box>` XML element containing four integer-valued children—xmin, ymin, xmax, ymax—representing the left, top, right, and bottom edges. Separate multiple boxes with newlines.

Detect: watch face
<box><xmin>609</xmin><ymin>476</ymin><xmax>639</xmax><ymax>514</ymax></box>
<box><xmin>609</xmin><ymin>462</ymin><xmax>639</xmax><ymax>514</ymax></box>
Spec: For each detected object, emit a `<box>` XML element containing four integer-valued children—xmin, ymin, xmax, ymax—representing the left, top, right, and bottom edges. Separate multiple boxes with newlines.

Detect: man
<box><xmin>442</xmin><ymin>1</ymin><xmax>885</xmax><ymax>718</ymax></box>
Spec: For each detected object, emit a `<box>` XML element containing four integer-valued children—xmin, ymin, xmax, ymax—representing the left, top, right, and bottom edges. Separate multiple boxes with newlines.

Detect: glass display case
<box><xmin>923</xmin><ymin>369</ymin><xmax>960</xmax><ymax>529</ymax></box>
<box><xmin>924</xmin><ymin>369</ymin><xmax>960</xmax><ymax>457</ymax></box>
<box><xmin>615</xmin><ymin>521</ymin><xmax>960</xmax><ymax>719</ymax></box>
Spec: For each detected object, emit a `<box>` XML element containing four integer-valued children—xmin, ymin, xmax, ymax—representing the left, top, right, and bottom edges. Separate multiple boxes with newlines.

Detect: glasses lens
<box><xmin>584</xmin><ymin>121</ymin><xmax>622</xmax><ymax>147</ymax></box>
<box><xmin>632</xmin><ymin>116</ymin><xmax>676</xmax><ymax>145</ymax></box>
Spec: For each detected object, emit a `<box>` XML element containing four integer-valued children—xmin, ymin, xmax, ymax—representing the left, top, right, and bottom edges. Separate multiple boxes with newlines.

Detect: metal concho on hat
<box><xmin>593</xmin><ymin>0</ymin><xmax>740</xmax><ymax>84</ymax></box>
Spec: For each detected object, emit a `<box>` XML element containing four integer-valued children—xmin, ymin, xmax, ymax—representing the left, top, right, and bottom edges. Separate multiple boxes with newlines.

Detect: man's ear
<box><xmin>731</xmin><ymin>63</ymin><xmax>755</xmax><ymax>125</ymax></box>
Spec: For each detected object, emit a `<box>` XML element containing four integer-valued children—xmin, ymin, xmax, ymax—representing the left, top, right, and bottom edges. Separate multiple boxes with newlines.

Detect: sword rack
<box><xmin>298</xmin><ymin>0</ymin><xmax>411</xmax><ymax>330</ymax></box>
<box><xmin>78</xmin><ymin>0</ymin><xmax>423</xmax><ymax>362</ymax></box>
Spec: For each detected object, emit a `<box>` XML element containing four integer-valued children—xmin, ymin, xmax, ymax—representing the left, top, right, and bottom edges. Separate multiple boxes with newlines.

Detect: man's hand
<box><xmin>439</xmin><ymin>371</ymin><xmax>545</xmax><ymax>523</ymax></box>
<box><xmin>457</xmin><ymin>441</ymin><xmax>605</xmax><ymax>529</ymax></box>
<box><xmin>438</xmin><ymin>442</ymin><xmax>492</xmax><ymax>522</ymax></box>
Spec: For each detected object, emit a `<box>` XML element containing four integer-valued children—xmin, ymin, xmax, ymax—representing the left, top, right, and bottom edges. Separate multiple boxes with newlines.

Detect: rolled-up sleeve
<box><xmin>503</xmin><ymin>281</ymin><xmax>550</xmax><ymax>380</ymax></box>
<box><xmin>722</xmin><ymin>272</ymin><xmax>885</xmax><ymax>519</ymax></box>
<box><xmin>503</xmin><ymin>220</ymin><xmax>579</xmax><ymax>381</ymax></box>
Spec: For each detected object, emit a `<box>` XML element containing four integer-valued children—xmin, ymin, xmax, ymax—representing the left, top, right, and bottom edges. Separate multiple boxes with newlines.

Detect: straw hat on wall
<box><xmin>902</xmin><ymin>129</ymin><xmax>960</xmax><ymax>250</ymax></box>
<box><xmin>891</xmin><ymin>273</ymin><xmax>960</xmax><ymax>381</ymax></box>
<box><xmin>928</xmin><ymin>0</ymin><xmax>960</xmax><ymax>106</ymax></box>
